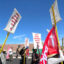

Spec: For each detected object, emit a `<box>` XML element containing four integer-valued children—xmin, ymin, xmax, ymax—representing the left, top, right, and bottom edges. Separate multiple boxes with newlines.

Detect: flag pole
<box><xmin>24</xmin><ymin>50</ymin><xmax>25</xmax><ymax>64</ymax></box>
<box><xmin>51</xmin><ymin>5</ymin><xmax>60</xmax><ymax>47</ymax></box>
<box><xmin>0</xmin><ymin>32</ymin><xmax>10</xmax><ymax>53</ymax></box>
<box><xmin>52</xmin><ymin>5</ymin><xmax>63</xmax><ymax>64</ymax></box>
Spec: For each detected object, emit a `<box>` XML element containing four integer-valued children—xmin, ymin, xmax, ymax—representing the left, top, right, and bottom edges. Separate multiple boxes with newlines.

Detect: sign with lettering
<box><xmin>32</xmin><ymin>33</ymin><xmax>43</xmax><ymax>49</ymax></box>
<box><xmin>4</xmin><ymin>8</ymin><xmax>21</xmax><ymax>34</ymax></box>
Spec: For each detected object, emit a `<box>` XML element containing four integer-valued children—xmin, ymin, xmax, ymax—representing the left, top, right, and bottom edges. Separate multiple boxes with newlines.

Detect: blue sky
<box><xmin>0</xmin><ymin>0</ymin><xmax>64</xmax><ymax>45</ymax></box>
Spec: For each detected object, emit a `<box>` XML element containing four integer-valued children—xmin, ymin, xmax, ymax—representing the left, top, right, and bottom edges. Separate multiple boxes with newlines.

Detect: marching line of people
<box><xmin>0</xmin><ymin>45</ymin><xmax>64</xmax><ymax>64</ymax></box>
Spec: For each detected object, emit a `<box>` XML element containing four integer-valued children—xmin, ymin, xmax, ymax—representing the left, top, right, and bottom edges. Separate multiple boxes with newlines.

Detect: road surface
<box><xmin>6</xmin><ymin>58</ymin><xmax>32</xmax><ymax>64</ymax></box>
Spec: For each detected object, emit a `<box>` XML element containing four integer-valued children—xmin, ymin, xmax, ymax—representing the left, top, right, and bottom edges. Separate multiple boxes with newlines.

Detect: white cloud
<box><xmin>13</xmin><ymin>34</ymin><xmax>25</xmax><ymax>39</ymax></box>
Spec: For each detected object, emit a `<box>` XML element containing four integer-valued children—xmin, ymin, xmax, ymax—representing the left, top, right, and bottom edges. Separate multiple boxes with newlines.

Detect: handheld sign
<box><xmin>49</xmin><ymin>0</ymin><xmax>63</xmax><ymax>64</ymax></box>
<box><xmin>32</xmin><ymin>33</ymin><xmax>43</xmax><ymax>49</ymax></box>
<box><xmin>50</xmin><ymin>0</ymin><xmax>61</xmax><ymax>25</ymax></box>
<box><xmin>4</xmin><ymin>8</ymin><xmax>21</xmax><ymax>34</ymax></box>
<box><xmin>0</xmin><ymin>8</ymin><xmax>21</xmax><ymax>53</ymax></box>
<box><xmin>25</xmin><ymin>38</ymin><xmax>29</xmax><ymax>48</ymax></box>
<box><xmin>25</xmin><ymin>38</ymin><xmax>29</xmax><ymax>56</ymax></box>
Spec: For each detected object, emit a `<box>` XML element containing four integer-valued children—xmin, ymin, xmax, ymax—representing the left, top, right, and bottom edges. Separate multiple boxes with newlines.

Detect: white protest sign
<box><xmin>25</xmin><ymin>38</ymin><xmax>29</xmax><ymax>48</ymax></box>
<box><xmin>4</xmin><ymin>8</ymin><xmax>21</xmax><ymax>34</ymax></box>
<box><xmin>32</xmin><ymin>33</ymin><xmax>43</xmax><ymax>49</ymax></box>
<box><xmin>50</xmin><ymin>0</ymin><xmax>61</xmax><ymax>25</ymax></box>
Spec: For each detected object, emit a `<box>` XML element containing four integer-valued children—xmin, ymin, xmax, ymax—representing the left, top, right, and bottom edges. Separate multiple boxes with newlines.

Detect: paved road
<box><xmin>5</xmin><ymin>52</ymin><xmax>32</xmax><ymax>64</ymax></box>
<box><xmin>6</xmin><ymin>58</ymin><xmax>32</xmax><ymax>64</ymax></box>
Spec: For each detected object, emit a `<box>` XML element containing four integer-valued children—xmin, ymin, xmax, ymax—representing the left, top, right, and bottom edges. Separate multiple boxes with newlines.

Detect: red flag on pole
<box><xmin>40</xmin><ymin>26</ymin><xmax>59</xmax><ymax>64</ymax></box>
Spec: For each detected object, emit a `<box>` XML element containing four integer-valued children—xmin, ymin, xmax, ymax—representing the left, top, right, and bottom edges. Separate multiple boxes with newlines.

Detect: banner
<box><xmin>4</xmin><ymin>8</ymin><xmax>21</xmax><ymax>34</ymax></box>
<box><xmin>32</xmin><ymin>33</ymin><xmax>43</xmax><ymax>49</ymax></box>
<box><xmin>40</xmin><ymin>26</ymin><xmax>59</xmax><ymax>64</ymax></box>
<box><xmin>25</xmin><ymin>38</ymin><xmax>29</xmax><ymax>48</ymax></box>
<box><xmin>50</xmin><ymin>0</ymin><xmax>61</xmax><ymax>25</ymax></box>
<box><xmin>25</xmin><ymin>38</ymin><xmax>29</xmax><ymax>56</ymax></box>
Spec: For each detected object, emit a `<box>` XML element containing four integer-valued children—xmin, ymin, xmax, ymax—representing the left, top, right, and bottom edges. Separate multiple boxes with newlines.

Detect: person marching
<box><xmin>31</xmin><ymin>48</ymin><xmax>40</xmax><ymax>64</ymax></box>
<box><xmin>19</xmin><ymin>47</ymin><xmax>26</xmax><ymax>64</ymax></box>
<box><xmin>16</xmin><ymin>45</ymin><xmax>21</xmax><ymax>58</ymax></box>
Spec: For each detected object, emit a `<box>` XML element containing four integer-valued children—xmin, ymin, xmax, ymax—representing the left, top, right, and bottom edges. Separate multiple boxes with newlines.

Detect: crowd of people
<box><xmin>0</xmin><ymin>45</ymin><xmax>64</xmax><ymax>64</ymax></box>
<box><xmin>16</xmin><ymin>45</ymin><xmax>40</xmax><ymax>64</ymax></box>
<box><xmin>0</xmin><ymin>45</ymin><xmax>41</xmax><ymax>64</ymax></box>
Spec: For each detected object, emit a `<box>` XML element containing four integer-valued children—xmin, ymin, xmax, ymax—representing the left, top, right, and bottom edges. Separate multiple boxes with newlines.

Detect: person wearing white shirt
<box><xmin>48</xmin><ymin>50</ymin><xmax>64</xmax><ymax>64</ymax></box>
<box><xmin>8</xmin><ymin>47</ymin><xmax>13</xmax><ymax>62</ymax></box>
<box><xmin>0</xmin><ymin>50</ymin><xmax>6</xmax><ymax>64</ymax></box>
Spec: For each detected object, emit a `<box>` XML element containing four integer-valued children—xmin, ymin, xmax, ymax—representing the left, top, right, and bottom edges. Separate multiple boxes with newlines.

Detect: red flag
<box><xmin>40</xmin><ymin>26</ymin><xmax>59</xmax><ymax>64</ymax></box>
